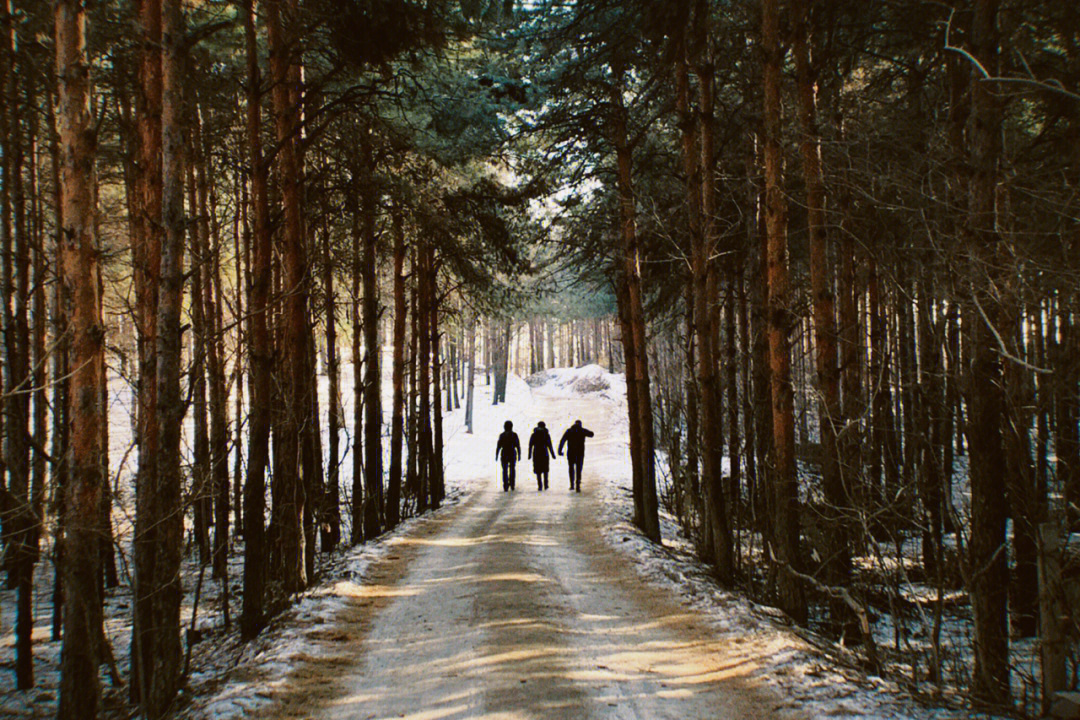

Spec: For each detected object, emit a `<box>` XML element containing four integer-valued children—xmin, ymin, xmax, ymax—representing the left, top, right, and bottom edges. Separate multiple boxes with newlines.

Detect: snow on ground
<box><xmin>1</xmin><ymin>360</ymin><xmax>1006</xmax><ymax>719</ymax></box>
<box><xmin>524</xmin><ymin>366</ymin><xmax>974</xmax><ymax>720</ymax></box>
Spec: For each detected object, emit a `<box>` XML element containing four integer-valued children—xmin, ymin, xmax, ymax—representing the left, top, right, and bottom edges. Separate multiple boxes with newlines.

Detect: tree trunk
<box><xmin>55</xmin><ymin>4</ymin><xmax>105</xmax><ymax>714</ymax></box>
<box><xmin>362</xmin><ymin>148</ymin><xmax>382</xmax><ymax>539</ymax></box>
<box><xmin>324</xmin><ymin>217</ymin><xmax>342</xmax><ymax>551</ymax></box>
<box><xmin>267</xmin><ymin>0</ymin><xmax>308</xmax><ymax>592</ymax></box>
<box><xmin>430</xmin><ymin>251</ymin><xmax>444</xmax><ymax>508</ymax></box>
<box><xmin>136</xmin><ymin>0</ymin><xmax>186</xmax><ymax>711</ymax></box>
<box><xmin>240</xmin><ymin>0</ymin><xmax>269</xmax><ymax>640</ymax></box>
<box><xmin>694</xmin><ymin>53</ymin><xmax>731</xmax><ymax>574</ymax></box>
<box><xmin>763</xmin><ymin>0</ymin><xmax>806</xmax><ymax>624</ymax></box>
<box><xmin>205</xmin><ymin>167</ymin><xmax>231</xmax><ymax>584</ymax></box>
<box><xmin>48</xmin><ymin>80</ymin><xmax>69</xmax><ymax>644</ymax></box>
<box><xmin>465</xmin><ymin>315</ymin><xmax>477</xmax><ymax>434</ymax></box>
<box><xmin>189</xmin><ymin>149</ymin><xmax>211</xmax><ymax>567</ymax></box>
<box><xmin>3</xmin><ymin>4</ymin><xmax>35</xmax><ymax>685</ymax></box>
<box><xmin>965</xmin><ymin>0</ymin><xmax>1010</xmax><ymax>704</ymax></box>
<box><xmin>405</xmin><ymin>259</ymin><xmax>419</xmax><ymax>506</ymax></box>
<box><xmin>387</xmin><ymin>209</ymin><xmax>406</xmax><ymax>528</ymax></box>
<box><xmin>676</xmin><ymin>34</ymin><xmax>700</xmax><ymax>542</ymax></box>
<box><xmin>610</xmin><ymin>69</ymin><xmax>660</xmax><ymax>543</ymax></box>
<box><xmin>793</xmin><ymin>0</ymin><xmax>848</xmax><ymax>601</ymax></box>
<box><xmin>417</xmin><ymin>242</ymin><xmax>432</xmax><ymax>513</ymax></box>
<box><xmin>351</xmin><ymin>210</ymin><xmax>363</xmax><ymax>542</ymax></box>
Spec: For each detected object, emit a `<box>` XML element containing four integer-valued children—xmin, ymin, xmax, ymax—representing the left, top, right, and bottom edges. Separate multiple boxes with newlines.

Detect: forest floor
<box><xmin>1</xmin><ymin>365</ymin><xmax>990</xmax><ymax>719</ymax></box>
<box><xmin>196</xmin><ymin>367</ymin><xmax>973</xmax><ymax>720</ymax></box>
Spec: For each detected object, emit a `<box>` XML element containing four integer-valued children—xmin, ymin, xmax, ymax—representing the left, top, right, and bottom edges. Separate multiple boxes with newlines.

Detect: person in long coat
<box><xmin>558</xmin><ymin>419</ymin><xmax>594</xmax><ymax>493</ymax></box>
<box><xmin>495</xmin><ymin>420</ymin><xmax>521</xmax><ymax>491</ymax></box>
<box><xmin>528</xmin><ymin>421</ymin><xmax>556</xmax><ymax>491</ymax></box>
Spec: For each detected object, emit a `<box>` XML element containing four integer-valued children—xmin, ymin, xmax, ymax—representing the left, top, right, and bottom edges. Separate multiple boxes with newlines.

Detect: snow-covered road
<box><xmin>263</xmin><ymin>389</ymin><xmax>802</xmax><ymax>720</ymax></box>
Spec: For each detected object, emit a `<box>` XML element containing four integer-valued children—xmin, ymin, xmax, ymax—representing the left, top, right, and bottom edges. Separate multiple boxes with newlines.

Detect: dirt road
<box><xmin>265</xmin><ymin>394</ymin><xmax>802</xmax><ymax>720</ymax></box>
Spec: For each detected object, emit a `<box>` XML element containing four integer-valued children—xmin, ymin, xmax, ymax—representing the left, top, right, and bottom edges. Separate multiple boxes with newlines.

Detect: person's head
<box><xmin>504</xmin><ymin>420</ymin><xmax>513</xmax><ymax>430</ymax></box>
<box><xmin>537</xmin><ymin>421</ymin><xmax>545</xmax><ymax>429</ymax></box>
<box><xmin>574</xmin><ymin>420</ymin><xmax>582</xmax><ymax>427</ymax></box>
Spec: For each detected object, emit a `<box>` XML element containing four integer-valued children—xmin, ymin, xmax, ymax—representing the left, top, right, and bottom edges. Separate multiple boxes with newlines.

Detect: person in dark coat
<box><xmin>495</xmin><ymin>420</ymin><xmax>521</xmax><ymax>491</ymax></box>
<box><xmin>528</xmin><ymin>421</ymin><xmax>556</xmax><ymax>491</ymax></box>
<box><xmin>558</xmin><ymin>419</ymin><xmax>594</xmax><ymax>493</ymax></box>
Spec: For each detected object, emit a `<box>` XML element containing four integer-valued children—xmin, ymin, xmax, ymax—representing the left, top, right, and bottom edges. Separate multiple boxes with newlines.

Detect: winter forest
<box><xmin>1</xmin><ymin>0</ymin><xmax>1079</xmax><ymax>718</ymax></box>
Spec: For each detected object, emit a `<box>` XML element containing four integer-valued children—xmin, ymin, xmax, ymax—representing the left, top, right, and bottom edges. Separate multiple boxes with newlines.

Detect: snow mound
<box><xmin>526</xmin><ymin>364</ymin><xmax>625</xmax><ymax>399</ymax></box>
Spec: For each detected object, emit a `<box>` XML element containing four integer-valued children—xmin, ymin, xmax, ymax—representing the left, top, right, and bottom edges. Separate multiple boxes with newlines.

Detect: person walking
<box><xmin>558</xmin><ymin>419</ymin><xmax>594</xmax><ymax>493</ymax></box>
<box><xmin>496</xmin><ymin>420</ymin><xmax>521</xmax><ymax>491</ymax></box>
<box><xmin>528</xmin><ymin>421</ymin><xmax>556</xmax><ymax>491</ymax></box>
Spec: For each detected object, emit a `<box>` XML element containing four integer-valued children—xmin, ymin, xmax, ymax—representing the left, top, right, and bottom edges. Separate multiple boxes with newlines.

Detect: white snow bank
<box><xmin>526</xmin><ymin>363</ymin><xmax>626</xmax><ymax>401</ymax></box>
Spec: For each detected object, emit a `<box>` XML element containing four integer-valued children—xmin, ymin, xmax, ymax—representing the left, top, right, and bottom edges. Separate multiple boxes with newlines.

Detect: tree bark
<box><xmin>362</xmin><ymin>146</ymin><xmax>382</xmax><ymax>539</ymax></box>
<box><xmin>793</xmin><ymin>0</ymin><xmax>848</xmax><ymax>601</ymax></box>
<box><xmin>430</xmin><ymin>250</ymin><xmax>444</xmax><ymax>508</ymax></box>
<box><xmin>417</xmin><ymin>242</ymin><xmax>432</xmax><ymax>513</ymax></box>
<box><xmin>136</xmin><ymin>0</ymin><xmax>186</xmax><ymax>711</ymax></box>
<box><xmin>323</xmin><ymin>217</ymin><xmax>342</xmax><ymax>551</ymax></box>
<box><xmin>763</xmin><ymin>0</ymin><xmax>806</xmax><ymax>624</ymax></box>
<box><xmin>610</xmin><ymin>68</ymin><xmax>660</xmax><ymax>543</ymax></box>
<box><xmin>465</xmin><ymin>314</ymin><xmax>477</xmax><ymax>434</ymax></box>
<box><xmin>3</xmin><ymin>2</ymin><xmax>35</xmax><ymax>685</ymax></box>
<box><xmin>965</xmin><ymin>0</ymin><xmax>1010</xmax><ymax>704</ymax></box>
<box><xmin>387</xmin><ymin>209</ymin><xmax>406</xmax><ymax>528</ymax></box>
<box><xmin>55</xmin><ymin>1</ymin><xmax>105</xmax><ymax>713</ymax></box>
<box><xmin>189</xmin><ymin>145</ymin><xmax>211</xmax><ymax>567</ymax></box>
<box><xmin>694</xmin><ymin>51</ymin><xmax>731</xmax><ymax>575</ymax></box>
<box><xmin>266</xmin><ymin>0</ymin><xmax>307</xmax><ymax>592</ymax></box>
<box><xmin>240</xmin><ymin>0</ymin><xmax>269</xmax><ymax>640</ymax></box>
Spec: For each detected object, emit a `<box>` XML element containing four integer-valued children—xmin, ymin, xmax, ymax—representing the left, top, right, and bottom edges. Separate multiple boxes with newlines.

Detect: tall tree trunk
<box><xmin>362</xmin><ymin>148</ymin><xmax>382</xmax><ymax>539</ymax></box>
<box><xmin>189</xmin><ymin>150</ymin><xmax>211</xmax><ymax>567</ymax></box>
<box><xmin>793</xmin><ymin>0</ymin><xmax>848</xmax><ymax>601</ymax></box>
<box><xmin>3</xmin><ymin>3</ymin><xmax>34</xmax><ymax>684</ymax></box>
<box><xmin>351</xmin><ymin>210</ymin><xmax>363</xmax><ymax>542</ymax></box>
<box><xmin>240</xmin><ymin>0</ymin><xmax>269</xmax><ymax>640</ymax></box>
<box><xmin>323</xmin><ymin>218</ymin><xmax>342</xmax><ymax>551</ymax></box>
<box><xmin>129</xmin><ymin>0</ymin><xmax>163</xmax><ymax>702</ymax></box>
<box><xmin>417</xmin><ymin>242</ymin><xmax>432</xmax><ymax>513</ymax></box>
<box><xmin>615</xmin><ymin>272</ymin><xmax>643</xmax><ymax>524</ymax></box>
<box><xmin>136</xmin><ymin>0</ymin><xmax>187</xmax><ymax>711</ymax></box>
<box><xmin>465</xmin><ymin>315</ymin><xmax>477</xmax><ymax>434</ymax></box>
<box><xmin>55</xmin><ymin>4</ymin><xmax>105</xmax><ymax>714</ymax></box>
<box><xmin>694</xmin><ymin>51</ymin><xmax>731</xmax><ymax>574</ymax></box>
<box><xmin>48</xmin><ymin>80</ymin><xmax>69</xmax><ymax>643</ymax></box>
<box><xmin>205</xmin><ymin>165</ymin><xmax>231</xmax><ymax>583</ymax></box>
<box><xmin>387</xmin><ymin>209</ymin><xmax>406</xmax><ymax>528</ymax></box>
<box><xmin>28</xmin><ymin>87</ymin><xmax>49</xmax><ymax>686</ymax></box>
<box><xmin>233</xmin><ymin>165</ymin><xmax>246</xmax><ymax>540</ymax></box>
<box><xmin>267</xmin><ymin>0</ymin><xmax>307</xmax><ymax>592</ymax></box>
<box><xmin>610</xmin><ymin>68</ymin><xmax>660</xmax><ymax>543</ymax></box>
<box><xmin>405</xmin><ymin>261</ymin><xmax>418</xmax><ymax>505</ymax></box>
<box><xmin>763</xmin><ymin>0</ymin><xmax>806</xmax><ymax>624</ymax></box>
<box><xmin>676</xmin><ymin>31</ymin><xmax>700</xmax><ymax>542</ymax></box>
<box><xmin>430</xmin><ymin>251</ymin><xmax>444</xmax><ymax>508</ymax></box>
<box><xmin>965</xmin><ymin>0</ymin><xmax>1009</xmax><ymax>704</ymax></box>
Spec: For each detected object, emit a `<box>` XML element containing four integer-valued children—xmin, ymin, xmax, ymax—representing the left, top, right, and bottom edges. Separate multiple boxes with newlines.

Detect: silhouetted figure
<box><xmin>558</xmin><ymin>420</ymin><xmax>594</xmax><ymax>493</ymax></box>
<box><xmin>496</xmin><ymin>420</ymin><xmax>521</xmax><ymax>491</ymax></box>
<box><xmin>528</xmin><ymin>421</ymin><xmax>556</xmax><ymax>491</ymax></box>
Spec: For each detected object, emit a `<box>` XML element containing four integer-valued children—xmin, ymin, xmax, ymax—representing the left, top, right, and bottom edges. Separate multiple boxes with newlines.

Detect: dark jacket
<box><xmin>528</xmin><ymin>428</ymin><xmax>556</xmax><ymax>473</ymax></box>
<box><xmin>496</xmin><ymin>430</ymin><xmax>520</xmax><ymax>464</ymax></box>
<box><xmin>558</xmin><ymin>424</ymin><xmax>594</xmax><ymax>460</ymax></box>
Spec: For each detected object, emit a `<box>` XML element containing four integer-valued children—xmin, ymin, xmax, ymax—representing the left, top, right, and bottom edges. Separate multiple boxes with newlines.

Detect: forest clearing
<box><xmin>2</xmin><ymin>0</ymin><xmax>1080</xmax><ymax>718</ymax></box>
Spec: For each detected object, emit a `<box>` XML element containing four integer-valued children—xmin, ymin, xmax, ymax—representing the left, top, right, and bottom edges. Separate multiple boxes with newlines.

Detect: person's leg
<box><xmin>542</xmin><ymin>471</ymin><xmax>548</xmax><ymax>490</ymax></box>
<box><xmin>573</xmin><ymin>458</ymin><xmax>583</xmax><ymax>492</ymax></box>
<box><xmin>568</xmin><ymin>460</ymin><xmax>575</xmax><ymax>489</ymax></box>
<box><xmin>502</xmin><ymin>461</ymin><xmax>509</xmax><ymax>490</ymax></box>
<box><xmin>509</xmin><ymin>462</ymin><xmax>516</xmax><ymax>489</ymax></box>
<box><xmin>537</xmin><ymin>471</ymin><xmax>542</xmax><ymax>491</ymax></box>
